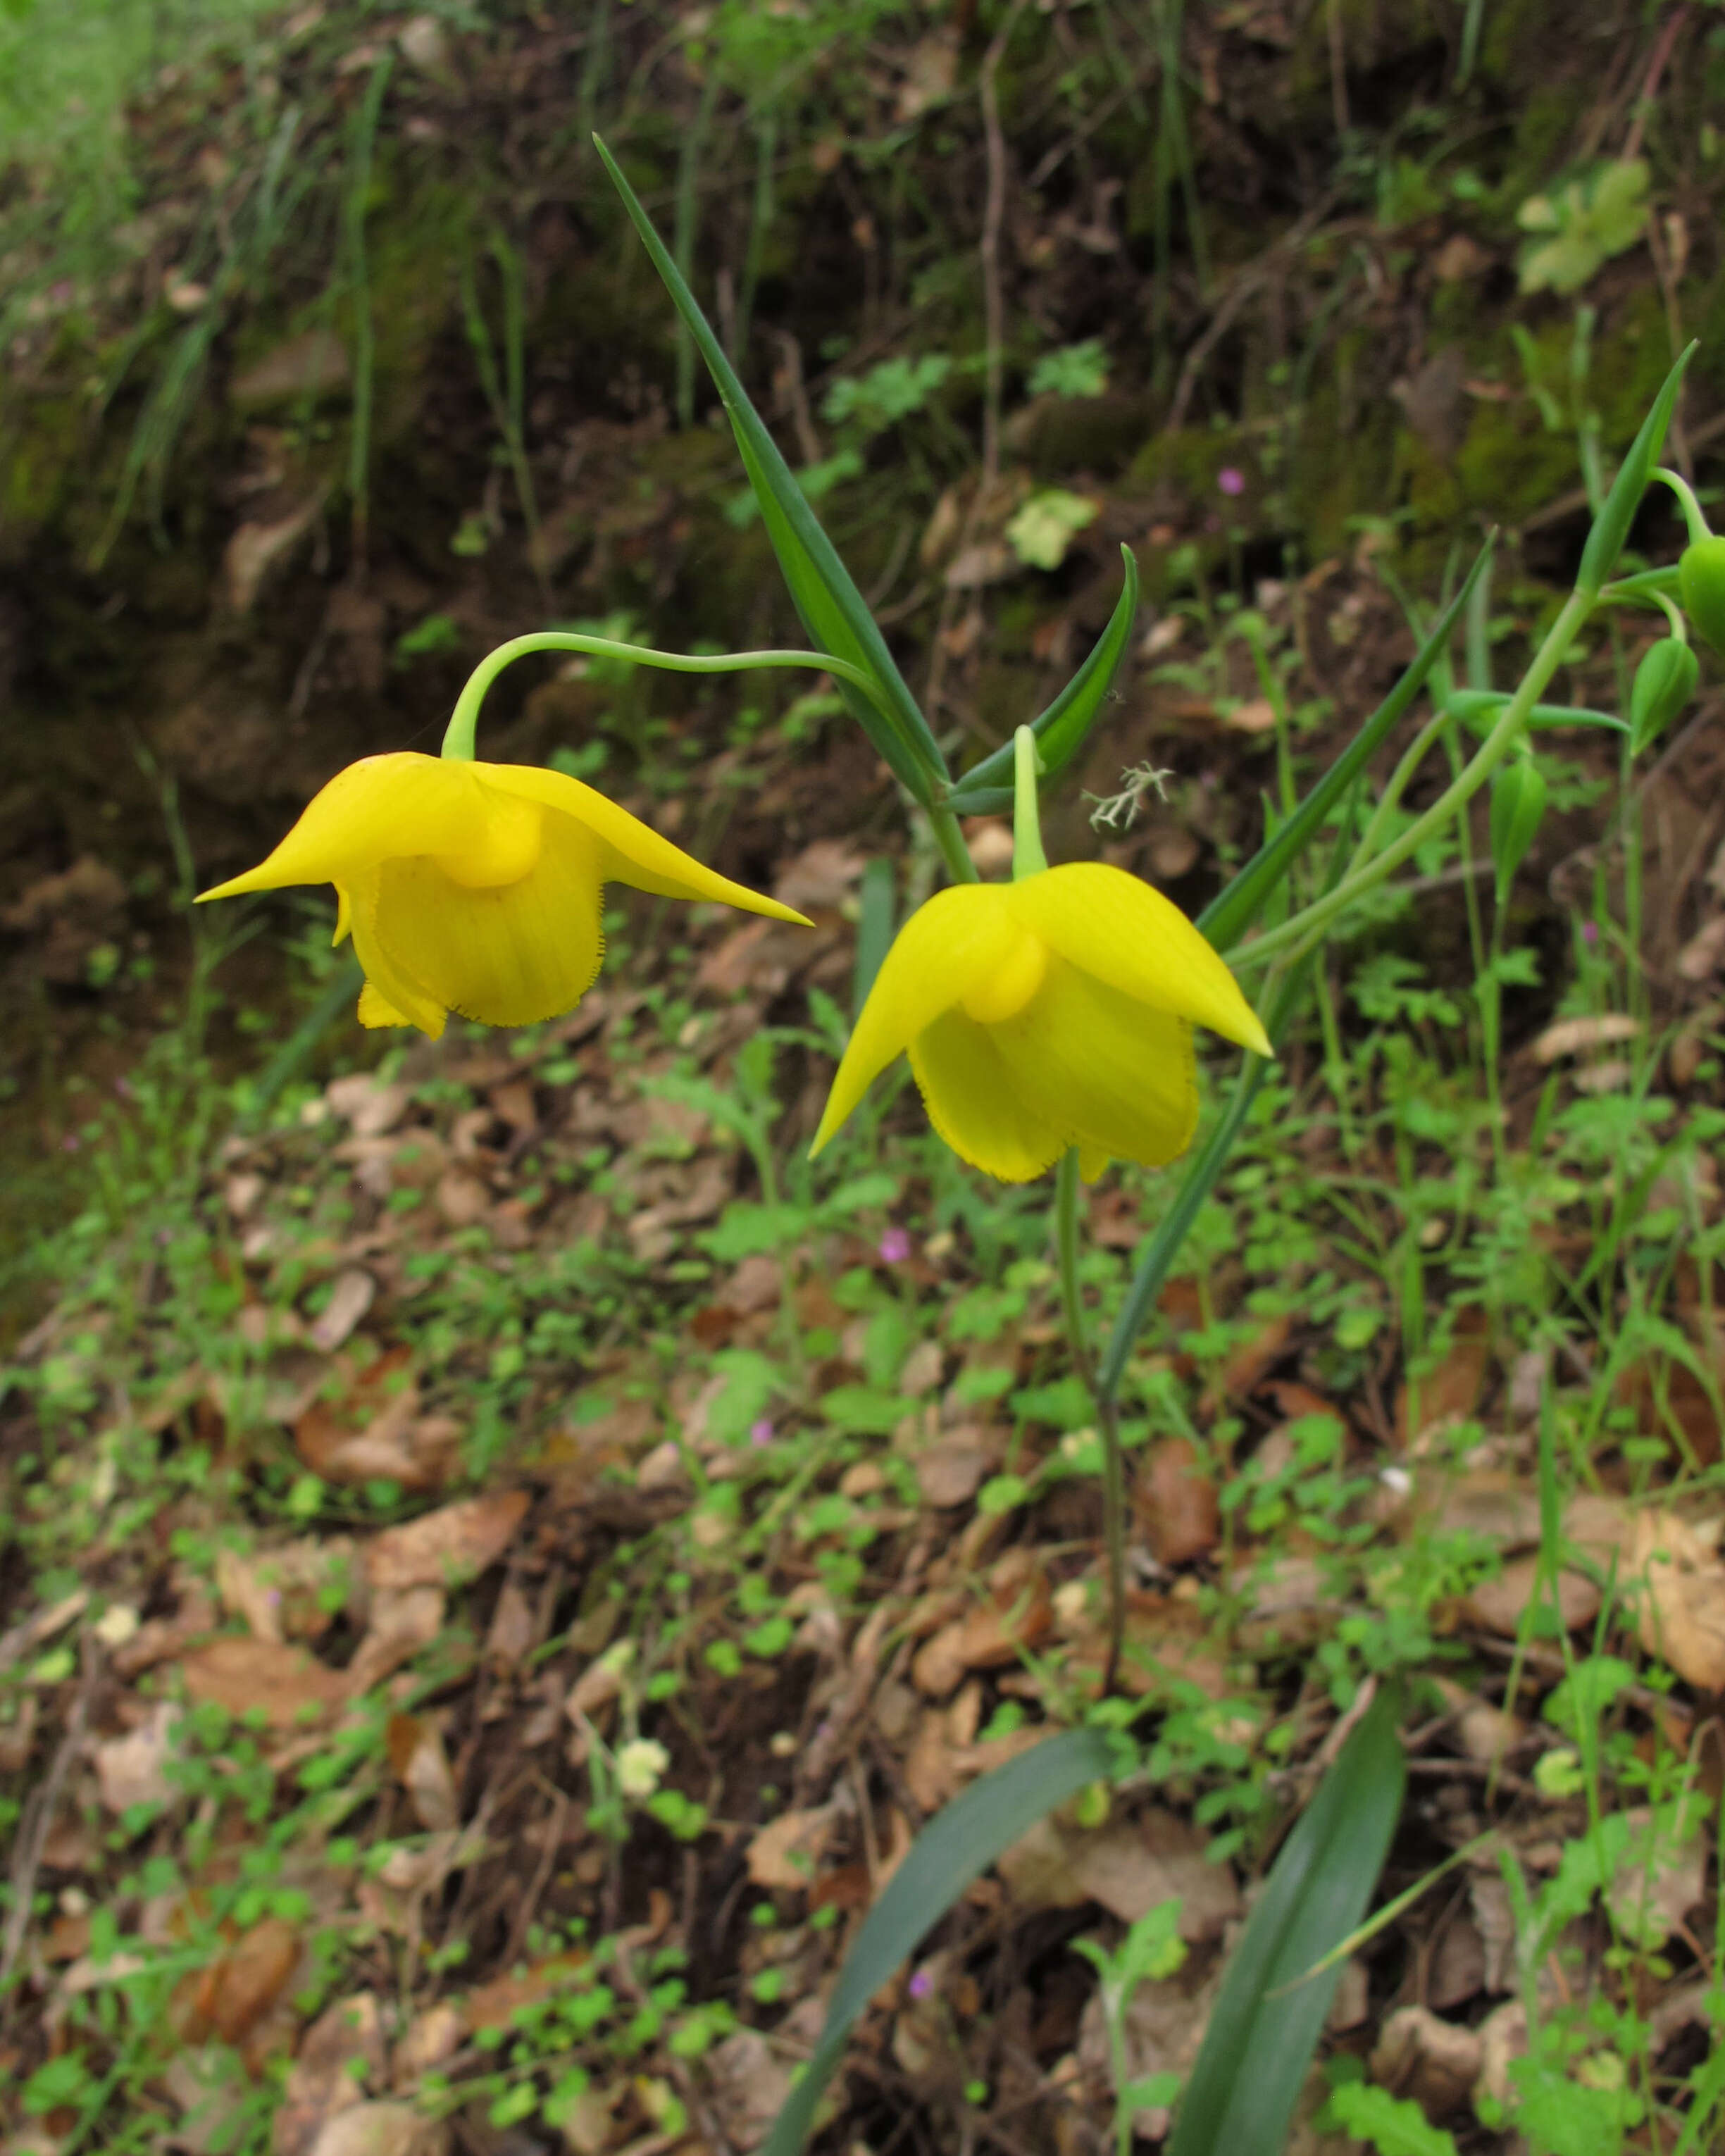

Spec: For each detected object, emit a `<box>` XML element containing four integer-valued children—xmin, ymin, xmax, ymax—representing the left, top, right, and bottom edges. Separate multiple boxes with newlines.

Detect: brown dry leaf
<box><xmin>309</xmin><ymin>1270</ymin><xmax>376</xmax><ymax>1354</ymax></box>
<box><xmin>746</xmin><ymin>1806</ymin><xmax>837</xmax><ymax>1891</ymax></box>
<box><xmin>345</xmin><ymin>1585</ymin><xmax>445</xmax><ymax>1697</ymax></box>
<box><xmin>911</xmin><ymin>1550</ymin><xmax>1050</xmax><ymax>1696</ymax></box>
<box><xmin>1076</xmin><ymin>1964</ymin><xmax>1215</xmax><ymax>2141</ymax></box>
<box><xmin>223</xmin><ymin>494</ymin><xmax>325</xmax><ymax>615</ymax></box>
<box><xmin>915</xmin><ymin>1433</ymin><xmax>997</xmax><ymax>1508</ymax></box>
<box><xmin>94</xmin><ymin>1702</ymin><xmax>182</xmax><ymax>1813</ymax></box>
<box><xmin>172</xmin><ymin>1917</ymin><xmax>303</xmax><ymax>2048</ymax></box>
<box><xmin>216</xmin><ymin>1538</ymin><xmax>354</xmax><ymax>1645</ymax></box>
<box><xmin>460</xmin><ymin>1953</ymin><xmax>590</xmax><ymax>2037</ymax></box>
<box><xmin>1069</xmin><ymin>1591</ymin><xmax>1229</xmax><ymax>1699</ymax></box>
<box><xmin>706</xmin><ymin>2028</ymin><xmax>795</xmax><ymax>2146</ymax></box>
<box><xmin>902</xmin><ymin>1702</ymin><xmax>965</xmax><ymax>1812</ymax></box>
<box><xmin>323</xmin><ymin>1074</ymin><xmax>410</xmax><ymax>1138</ymax></box>
<box><xmin>385</xmin><ymin>1714</ymin><xmax>459</xmax><ymax>1833</ymax></box>
<box><xmin>774</xmin><ymin>837</ymin><xmax>865</xmax><ymax>914</ymax></box>
<box><xmin>304</xmin><ymin>2103</ymin><xmax>449</xmax><ymax>2156</ymax></box>
<box><xmin>1139</xmin><ymin>1436</ymin><xmax>1219</xmax><ymax>1564</ymax></box>
<box><xmin>180</xmin><ymin>1638</ymin><xmax>345</xmax><ymax>1727</ymax></box>
<box><xmin>1462</xmin><ymin>1557</ymin><xmax>1600</xmax><ymax>1639</ymax></box>
<box><xmin>1216</xmin><ymin>1311</ymin><xmax>1293</xmax><ymax>1398</ymax></box>
<box><xmin>274</xmin><ymin>1993</ymin><xmax>385</xmax><ymax>2156</ymax></box>
<box><xmin>999</xmin><ymin>1809</ymin><xmax>1239</xmax><ymax>1941</ymax></box>
<box><xmin>391</xmin><ymin>2003</ymin><xmax>463</xmax><ymax>2090</ymax></box>
<box><xmin>1223</xmin><ymin>696</ymin><xmax>1278</xmax><ymax>734</ymax></box>
<box><xmin>363</xmin><ymin>1490</ymin><xmax>529</xmax><ymax>1592</ymax></box>
<box><xmin>1607</xmin><ymin>1800</ymin><xmax>1707</xmax><ymax>1947</ymax></box>
<box><xmin>1531</xmin><ymin>1013</ymin><xmax>1643</xmax><ymax>1061</ymax></box>
<box><xmin>483</xmin><ymin>1580</ymin><xmax>536</xmax><ymax>1670</ymax></box>
<box><xmin>294</xmin><ymin>1358</ymin><xmax>459</xmax><ymax>1495</ymax></box>
<box><xmin>1397</xmin><ymin>1313</ymin><xmax>1490</xmax><ymax>1448</ymax></box>
<box><xmin>1370</xmin><ymin>2005</ymin><xmax>1482</xmax><ymax>2118</ymax></box>
<box><xmin>1629</xmin><ymin>1512</ymin><xmax>1725</xmax><ymax>1688</ymax></box>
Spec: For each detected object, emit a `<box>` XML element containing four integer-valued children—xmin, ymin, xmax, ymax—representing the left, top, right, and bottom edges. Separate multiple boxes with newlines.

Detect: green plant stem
<box><xmin>1056</xmin><ymin>1147</ymin><xmax>1127</xmax><ymax>1697</ymax></box>
<box><xmin>441</xmin><ymin>635</ymin><xmax>891</xmax><ymax>759</ymax></box>
<box><xmin>1240</xmin><ymin>587</ymin><xmax>1594</xmax><ymax>970</ymax></box>
<box><xmin>928</xmin><ymin>802</ymin><xmax>979</xmax><ymax>885</ymax></box>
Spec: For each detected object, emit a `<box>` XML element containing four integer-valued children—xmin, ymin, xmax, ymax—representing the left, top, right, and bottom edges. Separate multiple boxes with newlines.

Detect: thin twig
<box><xmin>1621</xmin><ymin>3</ymin><xmax>1690</xmax><ymax>164</ymax></box>
<box><xmin>1</xmin><ymin>1637</ymin><xmax>95</xmax><ymax>2017</ymax></box>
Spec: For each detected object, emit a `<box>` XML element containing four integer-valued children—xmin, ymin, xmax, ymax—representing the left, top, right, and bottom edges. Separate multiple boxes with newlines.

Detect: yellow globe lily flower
<box><xmin>197</xmin><ymin>752</ymin><xmax>811</xmax><ymax>1039</ymax></box>
<box><xmin>809</xmin><ymin>861</ymin><xmax>1270</xmax><ymax>1183</ymax></box>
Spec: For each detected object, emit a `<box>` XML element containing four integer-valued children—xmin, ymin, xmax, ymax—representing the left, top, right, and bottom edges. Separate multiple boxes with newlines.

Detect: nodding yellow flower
<box><xmin>197</xmin><ymin>752</ymin><xmax>810</xmax><ymax>1039</ymax></box>
<box><xmin>810</xmin><ymin>861</ymin><xmax>1270</xmax><ymax>1183</ymax></box>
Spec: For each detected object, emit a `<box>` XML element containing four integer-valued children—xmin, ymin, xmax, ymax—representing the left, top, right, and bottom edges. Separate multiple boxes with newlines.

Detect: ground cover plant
<box><xmin>9</xmin><ymin>6</ymin><xmax>1725</xmax><ymax>2156</ymax></box>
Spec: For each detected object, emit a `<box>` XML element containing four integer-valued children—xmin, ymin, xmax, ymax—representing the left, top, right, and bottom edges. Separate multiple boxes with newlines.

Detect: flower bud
<box><xmin>1679</xmin><ymin>535</ymin><xmax>1725</xmax><ymax>653</ymax></box>
<box><xmin>1489</xmin><ymin>754</ymin><xmax>1547</xmax><ymax>904</ymax></box>
<box><xmin>1628</xmin><ymin>636</ymin><xmax>1699</xmax><ymax>756</ymax></box>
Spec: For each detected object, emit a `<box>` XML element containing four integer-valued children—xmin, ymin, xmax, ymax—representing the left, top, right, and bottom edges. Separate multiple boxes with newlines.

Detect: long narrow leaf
<box><xmin>1575</xmin><ymin>342</ymin><xmax>1696</xmax><ymax>596</ymax></box>
<box><xmin>760</xmin><ymin>1728</ymin><xmax>1116</xmax><ymax>2156</ymax></box>
<box><xmin>1197</xmin><ymin>537</ymin><xmax>1494</xmax><ymax>954</ymax></box>
<box><xmin>945</xmin><ymin>546</ymin><xmax>1141</xmax><ymax>814</ymax></box>
<box><xmin>1097</xmin><ymin>959</ymin><xmax>1309</xmax><ymax>1401</ymax></box>
<box><xmin>1166</xmin><ymin>1686</ymin><xmax>1406</xmax><ymax>2156</ymax></box>
<box><xmin>1445</xmin><ymin>690</ymin><xmax>1629</xmax><ymax>736</ymax></box>
<box><xmin>594</xmin><ymin>135</ymin><xmax>945</xmax><ymax>802</ymax></box>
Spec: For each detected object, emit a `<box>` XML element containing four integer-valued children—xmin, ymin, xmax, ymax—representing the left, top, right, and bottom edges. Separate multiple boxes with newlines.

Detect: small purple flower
<box><xmin>878</xmin><ymin>1228</ymin><xmax>912</xmax><ymax>1264</ymax></box>
<box><xmin>749</xmin><ymin>1418</ymin><xmax>775</xmax><ymax>1447</ymax></box>
<box><xmin>1581</xmin><ymin>921</ymin><xmax>1599</xmax><ymax>945</ymax></box>
<box><xmin>60</xmin><ymin>1133</ymin><xmax>80</xmax><ymax>1154</ymax></box>
<box><xmin>1216</xmin><ymin>466</ymin><xmax>1245</xmax><ymax>497</ymax></box>
<box><xmin>908</xmin><ymin>1968</ymin><xmax>933</xmax><ymax>2000</ymax></box>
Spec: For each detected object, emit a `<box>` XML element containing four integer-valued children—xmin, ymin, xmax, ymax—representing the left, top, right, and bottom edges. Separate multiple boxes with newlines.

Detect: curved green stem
<box><xmin>440</xmin><ymin>633</ymin><xmax>890</xmax><ymax>761</ymax></box>
<box><xmin>1056</xmin><ymin>1148</ymin><xmax>1126</xmax><ymax>1698</ymax></box>
<box><xmin>1236</xmin><ymin>587</ymin><xmax>1594</xmax><ymax>971</ymax></box>
<box><xmin>1652</xmin><ymin>466</ymin><xmax>1712</xmax><ymax>548</ymax></box>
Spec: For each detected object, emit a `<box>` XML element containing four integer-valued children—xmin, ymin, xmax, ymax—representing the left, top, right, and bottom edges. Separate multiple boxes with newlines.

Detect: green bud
<box><xmin>1489</xmin><ymin>753</ymin><xmax>1547</xmax><ymax>905</ymax></box>
<box><xmin>1628</xmin><ymin>635</ymin><xmax>1699</xmax><ymax>755</ymax></box>
<box><xmin>1679</xmin><ymin>535</ymin><xmax>1725</xmax><ymax>653</ymax></box>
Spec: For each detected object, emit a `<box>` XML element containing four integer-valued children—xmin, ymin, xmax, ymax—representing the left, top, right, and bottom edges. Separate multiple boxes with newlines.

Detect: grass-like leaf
<box><xmin>1575</xmin><ymin>341</ymin><xmax>1696</xmax><ymax>597</ymax></box>
<box><xmin>945</xmin><ymin>546</ymin><xmax>1141</xmax><ymax>814</ymax></box>
<box><xmin>1165</xmin><ymin>1685</ymin><xmax>1406</xmax><ymax>2156</ymax></box>
<box><xmin>759</xmin><ymin>1728</ymin><xmax>1118</xmax><ymax>2156</ymax></box>
<box><xmin>1197</xmin><ymin>536</ymin><xmax>1493</xmax><ymax>954</ymax></box>
<box><xmin>593</xmin><ymin>134</ymin><xmax>945</xmax><ymax>804</ymax></box>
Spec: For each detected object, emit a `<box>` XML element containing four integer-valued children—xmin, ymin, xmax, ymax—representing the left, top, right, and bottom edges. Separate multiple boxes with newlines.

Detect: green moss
<box><xmin>0</xmin><ymin>391</ymin><xmax>83</xmax><ymax>547</ymax></box>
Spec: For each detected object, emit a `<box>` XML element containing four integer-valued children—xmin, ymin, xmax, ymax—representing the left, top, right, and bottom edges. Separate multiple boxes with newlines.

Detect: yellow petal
<box><xmin>475</xmin><ymin>763</ymin><xmax>812</xmax><ymax>925</ymax></box>
<box><xmin>344</xmin><ymin>866</ymin><xmax>448</xmax><ymax>1038</ymax></box>
<box><xmin>809</xmin><ymin>885</ymin><xmax>1022</xmax><ymax>1156</ymax></box>
<box><xmin>1007</xmin><ymin>862</ymin><xmax>1271</xmax><ymax>1057</ymax></box>
<box><xmin>367</xmin><ymin>810</ymin><xmax>605</xmax><ymax>1029</ymax></box>
<box><xmin>994</xmin><ymin>958</ymin><xmax>1199</xmax><ymax>1171</ymax></box>
<box><xmin>908</xmin><ymin>1010</ymin><xmax>1069</xmax><ymax>1181</ymax></box>
<box><xmin>196</xmin><ymin>755</ymin><xmax>476</xmax><ymax>900</ymax></box>
<box><xmin>357</xmin><ymin>980</ymin><xmax>418</xmax><ymax>1029</ymax></box>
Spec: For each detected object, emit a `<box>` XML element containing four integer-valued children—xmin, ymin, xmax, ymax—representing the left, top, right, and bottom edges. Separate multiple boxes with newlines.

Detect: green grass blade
<box><xmin>593</xmin><ymin>133</ymin><xmax>945</xmax><ymax>802</ymax></box>
<box><xmin>945</xmin><ymin>546</ymin><xmax>1141</xmax><ymax>814</ymax></box>
<box><xmin>1096</xmin><ymin>958</ymin><xmax>1309</xmax><ymax>1402</ymax></box>
<box><xmin>760</xmin><ymin>1728</ymin><xmax>1116</xmax><ymax>2156</ymax></box>
<box><xmin>1166</xmin><ymin>1686</ymin><xmax>1405</xmax><ymax>2156</ymax></box>
<box><xmin>1576</xmin><ymin>342</ymin><xmax>1696</xmax><ymax>596</ymax></box>
<box><xmin>1197</xmin><ymin>537</ymin><xmax>1493</xmax><ymax>954</ymax></box>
